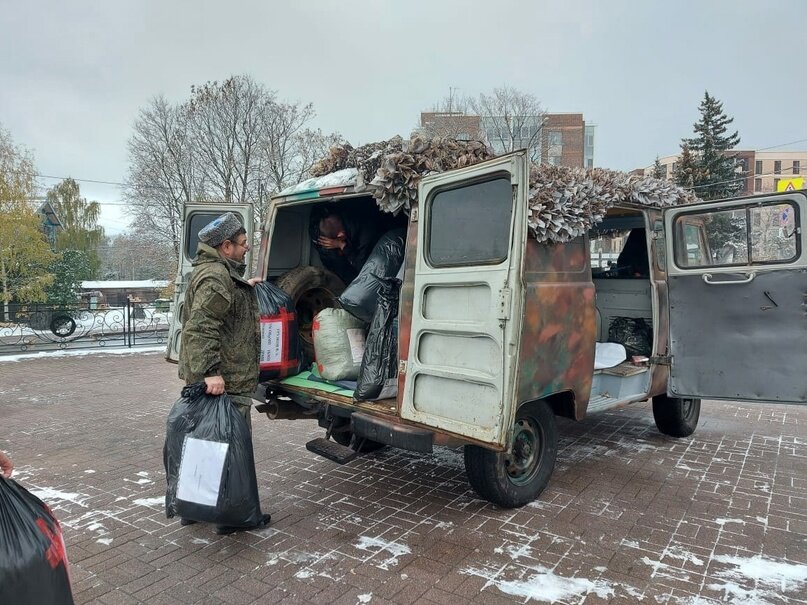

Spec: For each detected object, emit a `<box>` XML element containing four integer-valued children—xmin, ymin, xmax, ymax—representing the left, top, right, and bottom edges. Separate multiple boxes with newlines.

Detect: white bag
<box><xmin>313</xmin><ymin>308</ymin><xmax>366</xmax><ymax>381</ymax></box>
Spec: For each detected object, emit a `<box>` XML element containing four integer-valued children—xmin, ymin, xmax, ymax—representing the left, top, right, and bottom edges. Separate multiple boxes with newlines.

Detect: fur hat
<box><xmin>198</xmin><ymin>212</ymin><xmax>243</xmax><ymax>248</ymax></box>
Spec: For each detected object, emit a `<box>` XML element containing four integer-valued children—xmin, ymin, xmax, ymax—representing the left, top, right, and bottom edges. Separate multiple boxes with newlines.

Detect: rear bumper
<box><xmin>351</xmin><ymin>412</ymin><xmax>434</xmax><ymax>453</ymax></box>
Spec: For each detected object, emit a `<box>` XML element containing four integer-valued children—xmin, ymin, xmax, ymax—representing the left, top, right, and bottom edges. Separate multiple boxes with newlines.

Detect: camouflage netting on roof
<box><xmin>310</xmin><ymin>136</ymin><xmax>701</xmax><ymax>243</ymax></box>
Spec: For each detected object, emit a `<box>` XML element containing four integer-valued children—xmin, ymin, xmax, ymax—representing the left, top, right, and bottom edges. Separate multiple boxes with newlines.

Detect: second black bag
<box><xmin>355</xmin><ymin>277</ymin><xmax>400</xmax><ymax>401</ymax></box>
<box><xmin>338</xmin><ymin>228</ymin><xmax>406</xmax><ymax>323</ymax></box>
<box><xmin>0</xmin><ymin>476</ymin><xmax>75</xmax><ymax>605</ymax></box>
<box><xmin>164</xmin><ymin>383</ymin><xmax>263</xmax><ymax>527</ymax></box>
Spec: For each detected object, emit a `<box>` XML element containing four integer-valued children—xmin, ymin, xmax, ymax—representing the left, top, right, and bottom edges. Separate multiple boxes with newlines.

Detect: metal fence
<box><xmin>0</xmin><ymin>301</ymin><xmax>170</xmax><ymax>355</ymax></box>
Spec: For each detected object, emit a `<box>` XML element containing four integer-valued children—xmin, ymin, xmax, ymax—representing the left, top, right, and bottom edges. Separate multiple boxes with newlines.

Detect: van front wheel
<box><xmin>463</xmin><ymin>400</ymin><xmax>557</xmax><ymax>508</ymax></box>
<box><xmin>652</xmin><ymin>395</ymin><xmax>701</xmax><ymax>437</ymax></box>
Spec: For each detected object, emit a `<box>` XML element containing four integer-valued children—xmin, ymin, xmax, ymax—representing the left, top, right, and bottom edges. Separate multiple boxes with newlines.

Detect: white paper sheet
<box><xmin>176</xmin><ymin>437</ymin><xmax>229</xmax><ymax>507</ymax></box>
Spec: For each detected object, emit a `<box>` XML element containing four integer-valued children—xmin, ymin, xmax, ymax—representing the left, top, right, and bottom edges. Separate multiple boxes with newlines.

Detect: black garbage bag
<box><xmin>338</xmin><ymin>228</ymin><xmax>406</xmax><ymax>323</ymax></box>
<box><xmin>355</xmin><ymin>277</ymin><xmax>401</xmax><ymax>401</ymax></box>
<box><xmin>164</xmin><ymin>383</ymin><xmax>263</xmax><ymax>527</ymax></box>
<box><xmin>255</xmin><ymin>281</ymin><xmax>302</xmax><ymax>380</ymax></box>
<box><xmin>0</xmin><ymin>477</ymin><xmax>75</xmax><ymax>605</ymax></box>
<box><xmin>608</xmin><ymin>316</ymin><xmax>653</xmax><ymax>357</ymax></box>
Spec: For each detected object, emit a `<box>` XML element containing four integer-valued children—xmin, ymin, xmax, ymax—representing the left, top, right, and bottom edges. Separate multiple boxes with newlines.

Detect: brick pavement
<box><xmin>1</xmin><ymin>350</ymin><xmax>805</xmax><ymax>604</ymax></box>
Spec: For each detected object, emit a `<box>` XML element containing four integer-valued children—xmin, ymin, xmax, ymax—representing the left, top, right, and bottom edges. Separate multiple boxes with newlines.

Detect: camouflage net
<box><xmin>310</xmin><ymin>136</ymin><xmax>700</xmax><ymax>243</ymax></box>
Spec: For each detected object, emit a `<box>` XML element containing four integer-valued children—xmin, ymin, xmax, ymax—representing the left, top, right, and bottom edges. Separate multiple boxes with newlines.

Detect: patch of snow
<box><xmin>96</xmin><ymin>538</ymin><xmax>113</xmax><ymax>546</ymax></box>
<box><xmin>665</xmin><ymin>547</ymin><xmax>705</xmax><ymax>567</ymax></box>
<box><xmin>357</xmin><ymin>594</ymin><xmax>372</xmax><ymax>604</ymax></box>
<box><xmin>278</xmin><ymin>168</ymin><xmax>359</xmax><ymax>196</ymax></box>
<box><xmin>621</xmin><ymin>539</ymin><xmax>641</xmax><ymax>549</ymax></box>
<box><xmin>191</xmin><ymin>538</ymin><xmax>211</xmax><ymax>545</ymax></box>
<box><xmin>400</xmin><ymin>574</ymin><xmax>408</xmax><ymax>580</ymax></box>
<box><xmin>0</xmin><ymin>346</ymin><xmax>165</xmax><ymax>363</ymax></box>
<box><xmin>505</xmin><ymin>544</ymin><xmax>532</xmax><ymax>560</ymax></box>
<box><xmin>136</xmin><ymin>471</ymin><xmax>150</xmax><ymax>477</ymax></box>
<box><xmin>125</xmin><ymin>477</ymin><xmax>153</xmax><ymax>485</ymax></box>
<box><xmin>462</xmin><ymin>565</ymin><xmax>614</xmax><ymax>603</ymax></box>
<box><xmin>29</xmin><ymin>487</ymin><xmax>89</xmax><ymax>507</ymax></box>
<box><xmin>84</xmin><ymin>469</ymin><xmax>96</xmax><ymax>474</ymax></box>
<box><xmin>295</xmin><ymin>569</ymin><xmax>314</xmax><ymax>579</ymax></box>
<box><xmin>710</xmin><ymin>554</ymin><xmax>807</xmax><ymax>597</ymax></box>
<box><xmin>594</xmin><ymin>566</ymin><xmax>607</xmax><ymax>573</ymax></box>
<box><xmin>133</xmin><ymin>497</ymin><xmax>164</xmax><ymax>508</ymax></box>
<box><xmin>355</xmin><ymin>536</ymin><xmax>411</xmax><ymax>570</ymax></box>
<box><xmin>715</xmin><ymin>518</ymin><xmax>746</xmax><ymax>527</ymax></box>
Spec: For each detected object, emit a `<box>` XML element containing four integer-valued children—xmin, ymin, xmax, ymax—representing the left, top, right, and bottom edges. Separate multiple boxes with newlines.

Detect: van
<box><xmin>167</xmin><ymin>149</ymin><xmax>807</xmax><ymax>507</ymax></box>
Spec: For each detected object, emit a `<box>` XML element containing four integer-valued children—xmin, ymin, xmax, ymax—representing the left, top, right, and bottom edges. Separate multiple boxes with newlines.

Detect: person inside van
<box><xmin>614</xmin><ymin>228</ymin><xmax>650</xmax><ymax>278</ymax></box>
<box><xmin>313</xmin><ymin>208</ymin><xmax>382</xmax><ymax>284</ymax></box>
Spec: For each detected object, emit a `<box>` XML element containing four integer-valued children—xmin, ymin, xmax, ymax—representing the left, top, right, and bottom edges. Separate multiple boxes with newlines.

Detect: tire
<box><xmin>652</xmin><ymin>394</ymin><xmax>701</xmax><ymax>438</ymax></box>
<box><xmin>276</xmin><ymin>266</ymin><xmax>345</xmax><ymax>362</ymax></box>
<box><xmin>464</xmin><ymin>400</ymin><xmax>557</xmax><ymax>508</ymax></box>
<box><xmin>50</xmin><ymin>314</ymin><xmax>77</xmax><ymax>338</ymax></box>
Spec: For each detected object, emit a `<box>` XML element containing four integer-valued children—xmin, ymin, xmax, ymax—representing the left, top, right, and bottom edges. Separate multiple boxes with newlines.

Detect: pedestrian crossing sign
<box><xmin>777</xmin><ymin>177</ymin><xmax>804</xmax><ymax>192</ymax></box>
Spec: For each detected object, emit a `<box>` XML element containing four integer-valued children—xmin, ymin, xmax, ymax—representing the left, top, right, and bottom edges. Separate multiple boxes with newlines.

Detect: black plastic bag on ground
<box><xmin>608</xmin><ymin>316</ymin><xmax>653</xmax><ymax>357</ymax></box>
<box><xmin>338</xmin><ymin>228</ymin><xmax>406</xmax><ymax>323</ymax></box>
<box><xmin>0</xmin><ymin>476</ymin><xmax>75</xmax><ymax>605</ymax></box>
<box><xmin>355</xmin><ymin>277</ymin><xmax>401</xmax><ymax>401</ymax></box>
<box><xmin>164</xmin><ymin>383</ymin><xmax>263</xmax><ymax>527</ymax></box>
<box><xmin>255</xmin><ymin>281</ymin><xmax>302</xmax><ymax>380</ymax></box>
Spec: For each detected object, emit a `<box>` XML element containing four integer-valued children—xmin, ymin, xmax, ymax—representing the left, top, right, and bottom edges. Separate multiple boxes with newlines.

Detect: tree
<box><xmin>680</xmin><ymin>91</ymin><xmax>743</xmax><ymax>200</ymax></box>
<box><xmin>46</xmin><ymin>178</ymin><xmax>105</xmax><ymax>277</ymax></box>
<box><xmin>471</xmin><ymin>86</ymin><xmax>547</xmax><ymax>162</ymax></box>
<box><xmin>0</xmin><ymin>125</ymin><xmax>55</xmax><ymax>319</ymax></box>
<box><xmin>673</xmin><ymin>143</ymin><xmax>698</xmax><ymax>188</ymax></box>
<box><xmin>417</xmin><ymin>91</ymin><xmax>483</xmax><ymax>140</ymax></box>
<box><xmin>126</xmin><ymin>75</ymin><xmax>342</xmax><ymax>253</ymax></box>
<box><xmin>46</xmin><ymin>249</ymin><xmax>93</xmax><ymax>306</ymax></box>
<box><xmin>652</xmin><ymin>156</ymin><xmax>666</xmax><ymax>179</ymax></box>
<box><xmin>100</xmin><ymin>230</ymin><xmax>176</xmax><ymax>281</ymax></box>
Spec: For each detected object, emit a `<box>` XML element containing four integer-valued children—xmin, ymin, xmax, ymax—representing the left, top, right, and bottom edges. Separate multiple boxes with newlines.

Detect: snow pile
<box><xmin>308</xmin><ymin>135</ymin><xmax>700</xmax><ymax>243</ymax></box>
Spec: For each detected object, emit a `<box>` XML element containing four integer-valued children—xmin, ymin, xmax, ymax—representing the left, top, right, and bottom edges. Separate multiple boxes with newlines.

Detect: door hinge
<box><xmin>649</xmin><ymin>355</ymin><xmax>672</xmax><ymax>366</ymax></box>
<box><xmin>497</xmin><ymin>287</ymin><xmax>512</xmax><ymax>320</ymax></box>
<box><xmin>399</xmin><ymin>360</ymin><xmax>407</xmax><ymax>374</ymax></box>
<box><xmin>410</xmin><ymin>208</ymin><xmax>419</xmax><ymax>222</ymax></box>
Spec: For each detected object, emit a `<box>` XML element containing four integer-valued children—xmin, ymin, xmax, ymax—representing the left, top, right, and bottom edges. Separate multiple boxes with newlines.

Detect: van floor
<box><xmin>269</xmin><ymin>380</ymin><xmax>398</xmax><ymax>416</ymax></box>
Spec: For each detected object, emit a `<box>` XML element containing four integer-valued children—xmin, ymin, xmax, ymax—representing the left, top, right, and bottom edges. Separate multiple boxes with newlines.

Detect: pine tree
<box><xmin>681</xmin><ymin>91</ymin><xmax>743</xmax><ymax>200</ymax></box>
<box><xmin>673</xmin><ymin>143</ymin><xmax>699</xmax><ymax>188</ymax></box>
<box><xmin>46</xmin><ymin>178</ymin><xmax>105</xmax><ymax>277</ymax></box>
<box><xmin>652</xmin><ymin>156</ymin><xmax>666</xmax><ymax>179</ymax></box>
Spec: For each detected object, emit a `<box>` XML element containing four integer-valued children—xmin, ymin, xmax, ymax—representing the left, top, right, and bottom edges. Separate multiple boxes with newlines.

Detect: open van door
<box><xmin>165</xmin><ymin>203</ymin><xmax>254</xmax><ymax>362</ymax></box>
<box><xmin>399</xmin><ymin>152</ymin><xmax>528</xmax><ymax>447</ymax></box>
<box><xmin>663</xmin><ymin>191</ymin><xmax>807</xmax><ymax>403</ymax></box>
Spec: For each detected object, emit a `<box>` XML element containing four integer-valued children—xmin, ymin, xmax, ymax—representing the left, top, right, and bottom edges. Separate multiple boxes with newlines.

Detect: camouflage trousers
<box><xmin>229</xmin><ymin>393</ymin><xmax>254</xmax><ymax>434</ymax></box>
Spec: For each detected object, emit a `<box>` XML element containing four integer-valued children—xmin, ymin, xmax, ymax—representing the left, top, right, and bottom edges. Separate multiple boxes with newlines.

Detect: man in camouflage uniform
<box><xmin>178</xmin><ymin>211</ymin><xmax>271</xmax><ymax>534</ymax></box>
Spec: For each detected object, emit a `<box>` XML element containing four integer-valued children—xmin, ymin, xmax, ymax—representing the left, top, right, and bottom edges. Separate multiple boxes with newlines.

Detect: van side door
<box><xmin>663</xmin><ymin>192</ymin><xmax>807</xmax><ymax>403</ymax></box>
<box><xmin>399</xmin><ymin>152</ymin><xmax>528</xmax><ymax>447</ymax></box>
<box><xmin>165</xmin><ymin>204</ymin><xmax>253</xmax><ymax>362</ymax></box>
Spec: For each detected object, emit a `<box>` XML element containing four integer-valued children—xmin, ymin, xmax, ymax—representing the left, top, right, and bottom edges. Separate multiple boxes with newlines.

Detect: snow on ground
<box><xmin>0</xmin><ymin>346</ymin><xmax>165</xmax><ymax>363</ymax></box>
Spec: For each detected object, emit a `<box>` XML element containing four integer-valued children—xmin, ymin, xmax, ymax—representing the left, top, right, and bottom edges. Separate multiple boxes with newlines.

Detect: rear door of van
<box><xmin>399</xmin><ymin>152</ymin><xmax>528</xmax><ymax>447</ymax></box>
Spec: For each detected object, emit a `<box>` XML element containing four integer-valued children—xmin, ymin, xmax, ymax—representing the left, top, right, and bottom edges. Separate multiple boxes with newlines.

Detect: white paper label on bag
<box><xmin>260</xmin><ymin>319</ymin><xmax>283</xmax><ymax>365</ymax></box>
<box><xmin>176</xmin><ymin>437</ymin><xmax>229</xmax><ymax>506</ymax></box>
<box><xmin>346</xmin><ymin>328</ymin><xmax>366</xmax><ymax>364</ymax></box>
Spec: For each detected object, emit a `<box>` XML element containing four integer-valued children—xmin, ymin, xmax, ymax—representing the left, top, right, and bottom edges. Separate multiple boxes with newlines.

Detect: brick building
<box><xmin>644</xmin><ymin>150</ymin><xmax>806</xmax><ymax>196</ymax></box>
<box><xmin>418</xmin><ymin>111</ymin><xmax>594</xmax><ymax>168</ymax></box>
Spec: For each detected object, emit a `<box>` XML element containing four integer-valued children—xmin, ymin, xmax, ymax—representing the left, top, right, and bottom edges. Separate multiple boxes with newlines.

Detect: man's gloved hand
<box><xmin>204</xmin><ymin>375</ymin><xmax>226</xmax><ymax>395</ymax></box>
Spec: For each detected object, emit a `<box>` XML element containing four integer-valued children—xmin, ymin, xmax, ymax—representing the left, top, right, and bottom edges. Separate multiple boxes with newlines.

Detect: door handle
<box><xmin>702</xmin><ymin>272</ymin><xmax>755</xmax><ymax>285</ymax></box>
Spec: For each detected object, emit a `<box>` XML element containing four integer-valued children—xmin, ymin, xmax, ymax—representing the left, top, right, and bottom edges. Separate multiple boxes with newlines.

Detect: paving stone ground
<box><xmin>1</xmin><ymin>350</ymin><xmax>806</xmax><ymax>605</ymax></box>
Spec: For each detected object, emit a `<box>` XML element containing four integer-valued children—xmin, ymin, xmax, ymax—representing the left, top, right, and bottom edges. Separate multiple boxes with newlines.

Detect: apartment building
<box><xmin>418</xmin><ymin>111</ymin><xmax>593</xmax><ymax>168</ymax></box>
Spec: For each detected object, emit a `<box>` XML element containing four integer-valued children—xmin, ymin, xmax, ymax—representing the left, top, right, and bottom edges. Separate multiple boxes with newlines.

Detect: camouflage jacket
<box><xmin>178</xmin><ymin>243</ymin><xmax>260</xmax><ymax>394</ymax></box>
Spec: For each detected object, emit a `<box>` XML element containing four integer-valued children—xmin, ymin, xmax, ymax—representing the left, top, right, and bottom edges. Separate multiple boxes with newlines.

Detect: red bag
<box><xmin>0</xmin><ymin>476</ymin><xmax>75</xmax><ymax>605</ymax></box>
<box><xmin>256</xmin><ymin>282</ymin><xmax>302</xmax><ymax>380</ymax></box>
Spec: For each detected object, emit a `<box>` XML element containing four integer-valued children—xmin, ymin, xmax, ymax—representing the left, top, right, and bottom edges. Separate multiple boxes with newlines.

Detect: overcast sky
<box><xmin>2</xmin><ymin>0</ymin><xmax>804</xmax><ymax>235</ymax></box>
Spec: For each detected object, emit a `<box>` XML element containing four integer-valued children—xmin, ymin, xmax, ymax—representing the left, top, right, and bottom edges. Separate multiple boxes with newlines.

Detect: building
<box><xmin>36</xmin><ymin>201</ymin><xmax>62</xmax><ymax>247</ymax></box>
<box><xmin>644</xmin><ymin>150</ymin><xmax>807</xmax><ymax>196</ymax></box>
<box><xmin>418</xmin><ymin>111</ymin><xmax>594</xmax><ymax>168</ymax></box>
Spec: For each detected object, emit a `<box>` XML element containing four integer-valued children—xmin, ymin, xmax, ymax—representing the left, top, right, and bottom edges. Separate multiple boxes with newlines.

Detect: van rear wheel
<box><xmin>652</xmin><ymin>394</ymin><xmax>701</xmax><ymax>437</ymax></box>
<box><xmin>463</xmin><ymin>400</ymin><xmax>557</xmax><ymax>508</ymax></box>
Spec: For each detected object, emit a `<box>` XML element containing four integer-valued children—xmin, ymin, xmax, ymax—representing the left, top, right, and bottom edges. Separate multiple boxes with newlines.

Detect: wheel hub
<box><xmin>505</xmin><ymin>419</ymin><xmax>543</xmax><ymax>485</ymax></box>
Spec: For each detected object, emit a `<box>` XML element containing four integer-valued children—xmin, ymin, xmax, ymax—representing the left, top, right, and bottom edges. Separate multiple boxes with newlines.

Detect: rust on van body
<box><xmin>517</xmin><ymin>238</ymin><xmax>596</xmax><ymax>420</ymax></box>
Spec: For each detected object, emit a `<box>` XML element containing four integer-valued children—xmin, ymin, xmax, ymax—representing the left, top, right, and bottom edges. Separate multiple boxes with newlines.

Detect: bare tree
<box><xmin>471</xmin><ymin>86</ymin><xmax>547</xmax><ymax>162</ymax></box>
<box><xmin>125</xmin><ymin>75</ymin><xmax>342</xmax><ymax>253</ymax></box>
<box><xmin>126</xmin><ymin>95</ymin><xmax>198</xmax><ymax>255</ymax></box>
<box><xmin>417</xmin><ymin>92</ymin><xmax>482</xmax><ymax>140</ymax></box>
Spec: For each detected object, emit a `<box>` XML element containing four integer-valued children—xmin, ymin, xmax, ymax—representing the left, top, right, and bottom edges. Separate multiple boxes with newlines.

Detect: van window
<box><xmin>590</xmin><ymin>228</ymin><xmax>650</xmax><ymax>277</ymax></box>
<box><xmin>673</xmin><ymin>202</ymin><xmax>799</xmax><ymax>268</ymax></box>
<box><xmin>427</xmin><ymin>177</ymin><xmax>513</xmax><ymax>267</ymax></box>
<box><xmin>184</xmin><ymin>211</ymin><xmax>247</xmax><ymax>260</ymax></box>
